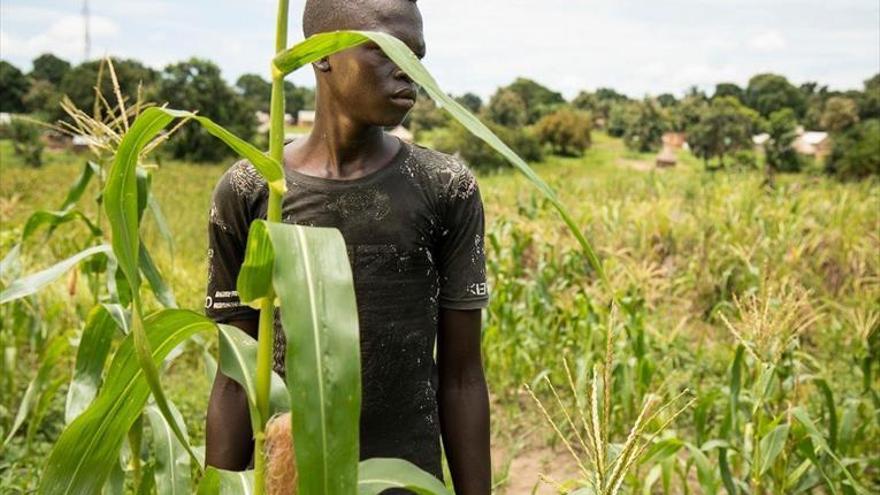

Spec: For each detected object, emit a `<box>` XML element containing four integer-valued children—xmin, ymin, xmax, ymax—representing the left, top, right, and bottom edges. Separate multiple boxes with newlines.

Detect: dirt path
<box><xmin>492</xmin><ymin>431</ymin><xmax>583</xmax><ymax>493</ymax></box>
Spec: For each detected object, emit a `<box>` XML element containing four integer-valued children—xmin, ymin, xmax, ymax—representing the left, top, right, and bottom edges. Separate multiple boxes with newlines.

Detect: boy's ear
<box><xmin>313</xmin><ymin>57</ymin><xmax>331</xmax><ymax>72</ymax></box>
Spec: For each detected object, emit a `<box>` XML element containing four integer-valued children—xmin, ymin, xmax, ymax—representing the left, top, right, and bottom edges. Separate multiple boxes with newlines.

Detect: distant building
<box><xmin>655</xmin><ymin>147</ymin><xmax>677</xmax><ymax>168</ymax></box>
<box><xmin>662</xmin><ymin>132</ymin><xmax>687</xmax><ymax>149</ymax></box>
<box><xmin>793</xmin><ymin>130</ymin><xmax>831</xmax><ymax>159</ymax></box>
<box><xmin>297</xmin><ymin>110</ymin><xmax>316</xmax><ymax>127</ymax></box>
<box><xmin>753</xmin><ymin>129</ymin><xmax>831</xmax><ymax>160</ymax></box>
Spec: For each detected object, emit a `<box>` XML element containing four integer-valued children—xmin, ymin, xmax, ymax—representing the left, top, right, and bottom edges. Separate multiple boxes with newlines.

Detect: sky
<box><xmin>1</xmin><ymin>0</ymin><xmax>878</xmax><ymax>100</ymax></box>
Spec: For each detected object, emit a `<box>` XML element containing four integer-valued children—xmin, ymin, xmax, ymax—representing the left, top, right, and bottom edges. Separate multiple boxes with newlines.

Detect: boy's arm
<box><xmin>437</xmin><ymin>307</ymin><xmax>491</xmax><ymax>495</ymax></box>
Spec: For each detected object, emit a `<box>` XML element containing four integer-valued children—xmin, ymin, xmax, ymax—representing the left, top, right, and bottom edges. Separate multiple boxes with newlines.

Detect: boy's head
<box><xmin>303</xmin><ymin>0</ymin><xmax>426</xmax><ymax>127</ymax></box>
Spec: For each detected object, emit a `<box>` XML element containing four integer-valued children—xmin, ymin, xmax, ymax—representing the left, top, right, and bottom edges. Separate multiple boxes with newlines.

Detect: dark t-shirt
<box><xmin>204</xmin><ymin>137</ymin><xmax>489</xmax><ymax>479</ymax></box>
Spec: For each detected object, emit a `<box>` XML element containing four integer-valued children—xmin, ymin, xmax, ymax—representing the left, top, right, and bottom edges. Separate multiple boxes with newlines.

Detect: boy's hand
<box><xmin>437</xmin><ymin>308</ymin><xmax>491</xmax><ymax>494</ymax></box>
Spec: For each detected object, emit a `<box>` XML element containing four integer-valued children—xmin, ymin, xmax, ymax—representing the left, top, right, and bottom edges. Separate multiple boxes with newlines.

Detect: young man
<box><xmin>204</xmin><ymin>0</ymin><xmax>491</xmax><ymax>492</ymax></box>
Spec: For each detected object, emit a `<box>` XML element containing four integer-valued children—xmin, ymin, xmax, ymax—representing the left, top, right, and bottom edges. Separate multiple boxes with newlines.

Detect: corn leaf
<box><xmin>2</xmin><ymin>335</ymin><xmax>69</xmax><ymax>446</ymax></box>
<box><xmin>140</xmin><ymin>241</ymin><xmax>177</xmax><ymax>308</ymax></box>
<box><xmin>274</xmin><ymin>30</ymin><xmax>608</xmax><ymax>288</ymax></box>
<box><xmin>757</xmin><ymin>423</ymin><xmax>790</xmax><ymax>476</ymax></box>
<box><xmin>261</xmin><ymin>221</ymin><xmax>361</xmax><ymax>494</ymax></box>
<box><xmin>145</xmin><ymin>402</ymin><xmax>191</xmax><ymax>495</ymax></box>
<box><xmin>65</xmin><ymin>304</ymin><xmax>119</xmax><ymax>424</ymax></box>
<box><xmin>22</xmin><ymin>209</ymin><xmax>102</xmax><ymax>240</ymax></box>
<box><xmin>791</xmin><ymin>407</ymin><xmax>865</xmax><ymax>494</ymax></box>
<box><xmin>61</xmin><ymin>161</ymin><xmax>102</xmax><ymax>211</ymax></box>
<box><xmin>0</xmin><ymin>244</ymin><xmax>111</xmax><ymax>304</ymax></box>
<box><xmin>196</xmin><ymin>467</ymin><xmax>255</xmax><ymax>495</ymax></box>
<box><xmin>236</xmin><ymin>220</ymin><xmax>274</xmax><ymax>307</ymax></box>
<box><xmin>218</xmin><ymin>322</ymin><xmax>290</xmax><ymax>430</ymax></box>
<box><xmin>38</xmin><ymin>309</ymin><xmax>213</xmax><ymax>495</ymax></box>
<box><xmin>685</xmin><ymin>442</ymin><xmax>718</xmax><ymax>495</ymax></box>
<box><xmin>357</xmin><ymin>458</ymin><xmax>452</xmax><ymax>495</ymax></box>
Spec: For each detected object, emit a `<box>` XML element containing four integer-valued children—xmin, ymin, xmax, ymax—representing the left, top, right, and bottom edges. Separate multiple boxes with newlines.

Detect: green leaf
<box><xmin>65</xmin><ymin>305</ymin><xmax>119</xmax><ymax>424</ymax></box>
<box><xmin>811</xmin><ymin>377</ymin><xmax>838</xmax><ymax>451</ymax></box>
<box><xmin>22</xmin><ymin>209</ymin><xmax>102</xmax><ymax>241</ymax></box>
<box><xmin>196</xmin><ymin>467</ymin><xmax>255</xmax><ymax>495</ymax></box>
<box><xmin>274</xmin><ymin>30</ymin><xmax>608</xmax><ymax>289</ymax></box>
<box><xmin>791</xmin><ymin>407</ymin><xmax>865</xmax><ymax>494</ymax></box>
<box><xmin>2</xmin><ymin>335</ymin><xmax>69</xmax><ymax>446</ymax></box>
<box><xmin>0</xmin><ymin>244</ymin><xmax>111</xmax><ymax>304</ymax></box>
<box><xmin>39</xmin><ymin>309</ymin><xmax>213</xmax><ymax>495</ymax></box>
<box><xmin>264</xmin><ymin>221</ymin><xmax>361</xmax><ymax>494</ymax></box>
<box><xmin>145</xmin><ymin>402</ymin><xmax>191</xmax><ymax>495</ymax></box>
<box><xmin>148</xmin><ymin>193</ymin><xmax>175</xmax><ymax>259</ymax></box>
<box><xmin>60</xmin><ymin>161</ymin><xmax>101</xmax><ymax>211</ymax></box>
<box><xmin>218</xmin><ymin>323</ymin><xmax>290</xmax><ymax>430</ymax></box>
<box><xmin>640</xmin><ymin>438</ymin><xmax>684</xmax><ymax>466</ymax></box>
<box><xmin>757</xmin><ymin>423</ymin><xmax>790</xmax><ymax>476</ymax></box>
<box><xmin>358</xmin><ymin>458</ymin><xmax>452</xmax><ymax>495</ymax></box>
<box><xmin>236</xmin><ymin>220</ymin><xmax>274</xmax><ymax>307</ymax></box>
<box><xmin>140</xmin><ymin>241</ymin><xmax>177</xmax><ymax>308</ymax></box>
<box><xmin>0</xmin><ymin>243</ymin><xmax>22</xmax><ymax>280</ymax></box>
<box><xmin>685</xmin><ymin>442</ymin><xmax>718</xmax><ymax>495</ymax></box>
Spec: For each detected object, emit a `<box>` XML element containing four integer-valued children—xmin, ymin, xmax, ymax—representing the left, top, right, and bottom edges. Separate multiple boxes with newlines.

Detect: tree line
<box><xmin>412</xmin><ymin>74</ymin><xmax>879</xmax><ymax>180</ymax></box>
<box><xmin>0</xmin><ymin>54</ymin><xmax>314</xmax><ymax>163</ymax></box>
<box><xmin>1</xmin><ymin>54</ymin><xmax>877</xmax><ymax>179</ymax></box>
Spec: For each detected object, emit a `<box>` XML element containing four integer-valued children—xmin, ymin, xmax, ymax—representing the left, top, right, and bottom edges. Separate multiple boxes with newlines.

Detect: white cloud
<box><xmin>748</xmin><ymin>30</ymin><xmax>788</xmax><ymax>52</ymax></box>
<box><xmin>1</xmin><ymin>14</ymin><xmax>119</xmax><ymax>61</ymax></box>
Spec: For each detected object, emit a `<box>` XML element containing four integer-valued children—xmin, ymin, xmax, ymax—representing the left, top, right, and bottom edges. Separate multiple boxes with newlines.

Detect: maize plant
<box><xmin>0</xmin><ymin>0</ymin><xmax>614</xmax><ymax>493</ymax></box>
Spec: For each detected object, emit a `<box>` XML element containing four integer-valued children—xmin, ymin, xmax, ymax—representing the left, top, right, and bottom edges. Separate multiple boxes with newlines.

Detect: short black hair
<box><xmin>303</xmin><ymin>0</ymin><xmax>419</xmax><ymax>37</ymax></box>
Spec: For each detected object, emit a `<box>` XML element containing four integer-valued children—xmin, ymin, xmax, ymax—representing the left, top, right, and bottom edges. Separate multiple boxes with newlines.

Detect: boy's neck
<box><xmin>289</xmin><ymin>100</ymin><xmax>399</xmax><ymax>180</ymax></box>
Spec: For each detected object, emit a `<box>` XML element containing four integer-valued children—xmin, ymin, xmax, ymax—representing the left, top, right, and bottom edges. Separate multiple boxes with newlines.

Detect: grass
<box><xmin>1</xmin><ymin>133</ymin><xmax>878</xmax><ymax>492</ymax></box>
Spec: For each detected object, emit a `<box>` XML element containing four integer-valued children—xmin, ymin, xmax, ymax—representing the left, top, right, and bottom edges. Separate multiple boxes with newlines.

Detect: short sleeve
<box><xmin>436</xmin><ymin>165</ymin><xmax>489</xmax><ymax>310</ymax></box>
<box><xmin>205</xmin><ymin>162</ymin><xmax>261</xmax><ymax>323</ymax></box>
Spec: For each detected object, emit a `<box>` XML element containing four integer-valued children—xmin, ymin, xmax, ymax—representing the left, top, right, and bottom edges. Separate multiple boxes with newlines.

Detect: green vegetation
<box><xmin>2</xmin><ymin>125</ymin><xmax>877</xmax><ymax>492</ymax></box>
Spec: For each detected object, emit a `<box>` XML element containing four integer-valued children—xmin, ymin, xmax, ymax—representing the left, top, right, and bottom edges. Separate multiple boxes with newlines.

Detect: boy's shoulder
<box><xmin>213</xmin><ymin>158</ymin><xmax>269</xmax><ymax>203</ymax></box>
<box><xmin>404</xmin><ymin>142</ymin><xmax>479</xmax><ymax>202</ymax></box>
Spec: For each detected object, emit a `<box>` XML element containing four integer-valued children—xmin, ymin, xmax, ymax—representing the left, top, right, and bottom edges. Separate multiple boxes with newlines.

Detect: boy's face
<box><xmin>319</xmin><ymin>6</ymin><xmax>426</xmax><ymax>127</ymax></box>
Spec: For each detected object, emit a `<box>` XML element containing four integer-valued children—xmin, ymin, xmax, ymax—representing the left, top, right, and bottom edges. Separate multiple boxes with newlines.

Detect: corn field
<box><xmin>1</xmin><ymin>1</ymin><xmax>879</xmax><ymax>493</ymax></box>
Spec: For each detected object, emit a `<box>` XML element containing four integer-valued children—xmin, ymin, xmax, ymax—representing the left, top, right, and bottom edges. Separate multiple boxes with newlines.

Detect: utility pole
<box><xmin>83</xmin><ymin>0</ymin><xmax>91</xmax><ymax>61</ymax></box>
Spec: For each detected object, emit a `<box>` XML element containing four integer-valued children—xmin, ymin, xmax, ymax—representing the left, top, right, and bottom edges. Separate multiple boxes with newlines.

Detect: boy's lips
<box><xmin>390</xmin><ymin>87</ymin><xmax>417</xmax><ymax>104</ymax></box>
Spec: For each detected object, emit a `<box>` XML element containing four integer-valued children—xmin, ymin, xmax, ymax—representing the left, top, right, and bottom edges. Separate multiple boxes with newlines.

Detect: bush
<box><xmin>826</xmin><ymin>119</ymin><xmax>880</xmax><ymax>180</ymax></box>
<box><xmin>9</xmin><ymin>118</ymin><xmax>45</xmax><ymax>167</ymax></box>
<box><xmin>731</xmin><ymin>150</ymin><xmax>758</xmax><ymax>170</ymax></box>
<box><xmin>622</xmin><ymin>99</ymin><xmax>667</xmax><ymax>152</ymax></box>
<box><xmin>433</xmin><ymin>120</ymin><xmax>543</xmax><ymax>170</ymax></box>
<box><xmin>765</xmin><ymin>108</ymin><xmax>802</xmax><ymax>173</ymax></box>
<box><xmin>533</xmin><ymin>107</ymin><xmax>591</xmax><ymax>156</ymax></box>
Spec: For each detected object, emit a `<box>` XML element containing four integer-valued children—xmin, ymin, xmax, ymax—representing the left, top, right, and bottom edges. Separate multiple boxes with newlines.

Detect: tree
<box><xmin>23</xmin><ymin>79</ymin><xmax>62</xmax><ymax>118</ymax></box>
<box><xmin>503</xmin><ymin>77</ymin><xmax>565</xmax><ymax>124</ymax></box>
<box><xmin>534</xmin><ymin>107</ymin><xmax>591</xmax><ymax>156</ymax></box>
<box><xmin>713</xmin><ymin>82</ymin><xmax>744</xmax><ymax>102</ymax></box>
<box><xmin>825</xmin><ymin>119</ymin><xmax>880</xmax><ymax>180</ymax></box>
<box><xmin>765</xmin><ymin>108</ymin><xmax>802</xmax><ymax>173</ymax></box>
<box><xmin>0</xmin><ymin>60</ymin><xmax>29</xmax><ymax>113</ymax></box>
<box><xmin>622</xmin><ymin>98</ymin><xmax>667</xmax><ymax>152</ymax></box>
<box><xmin>405</xmin><ymin>93</ymin><xmax>450</xmax><ymax>135</ymax></box>
<box><xmin>745</xmin><ymin>73</ymin><xmax>806</xmax><ymax>118</ymax></box>
<box><xmin>455</xmin><ymin>92</ymin><xmax>482</xmax><ymax>113</ymax></box>
<box><xmin>30</xmin><ymin>53</ymin><xmax>71</xmax><ymax>85</ymax></box>
<box><xmin>158</xmin><ymin>58</ymin><xmax>255</xmax><ymax>162</ymax></box>
<box><xmin>574</xmin><ymin>88</ymin><xmax>628</xmax><ymax>123</ymax></box>
<box><xmin>668</xmin><ymin>95</ymin><xmax>708</xmax><ymax>133</ymax></box>
<box><xmin>433</xmin><ymin>120</ymin><xmax>543</xmax><ymax>170</ymax></box>
<box><xmin>235</xmin><ymin>73</ymin><xmax>272</xmax><ymax>111</ymax></box>
<box><xmin>485</xmin><ymin>88</ymin><xmax>528</xmax><ymax>127</ymax></box>
<box><xmin>8</xmin><ymin>118</ymin><xmax>44</xmax><ymax>167</ymax></box>
<box><xmin>59</xmin><ymin>58</ymin><xmax>158</xmax><ymax>121</ymax></box>
<box><xmin>820</xmin><ymin>96</ymin><xmax>859</xmax><ymax>133</ymax></box>
<box><xmin>857</xmin><ymin>74</ymin><xmax>880</xmax><ymax>120</ymax></box>
<box><xmin>606</xmin><ymin>101</ymin><xmax>637</xmax><ymax>138</ymax></box>
<box><xmin>657</xmin><ymin>93</ymin><xmax>677</xmax><ymax>108</ymax></box>
<box><xmin>688</xmin><ymin>96</ymin><xmax>759</xmax><ymax>169</ymax></box>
